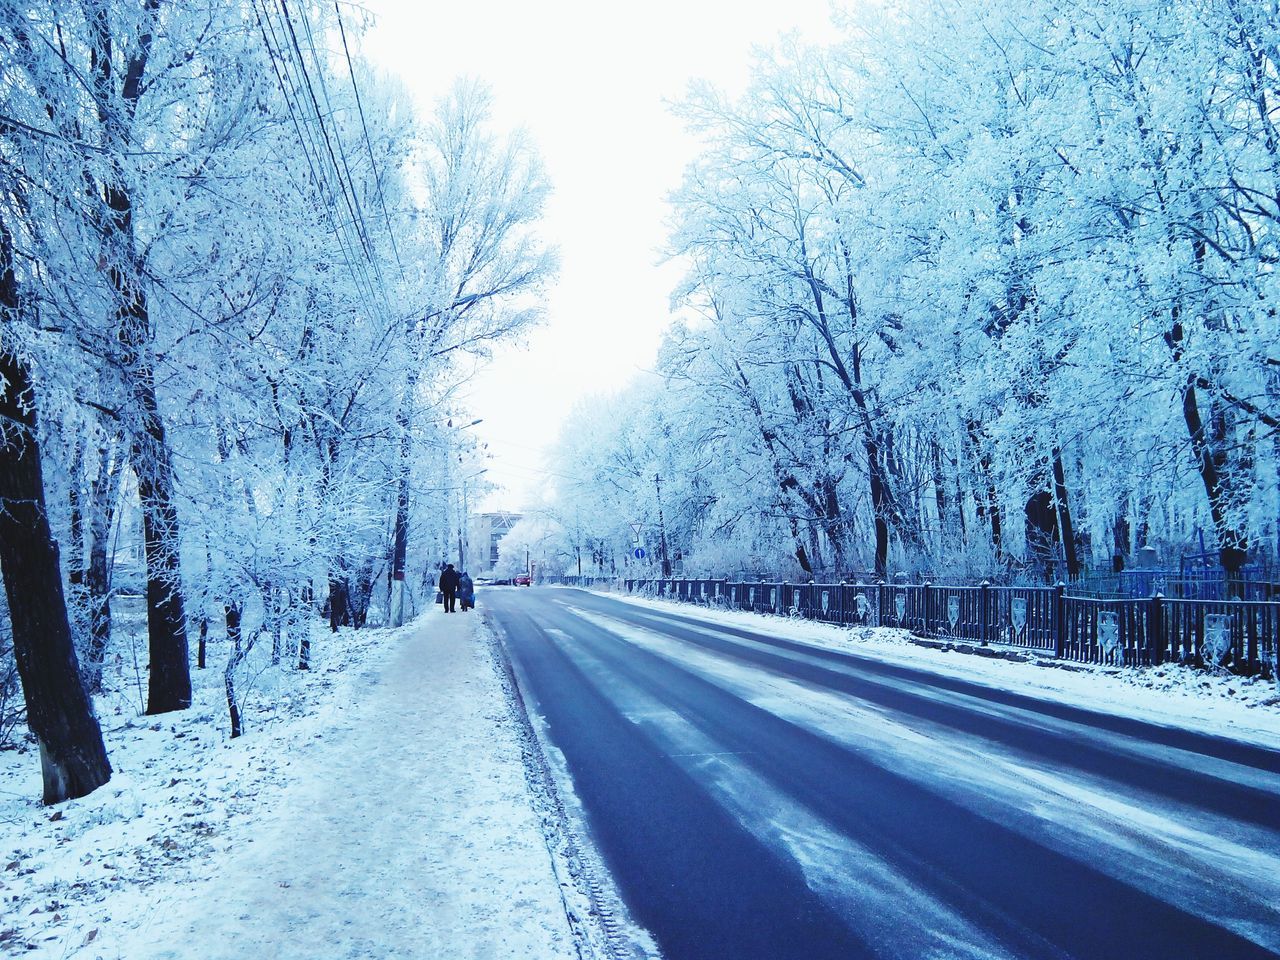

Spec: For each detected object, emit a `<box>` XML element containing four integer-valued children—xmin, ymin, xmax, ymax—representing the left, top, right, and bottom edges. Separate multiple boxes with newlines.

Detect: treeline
<box><xmin>549</xmin><ymin>0</ymin><xmax>1278</xmax><ymax>585</ymax></box>
<box><xmin>0</xmin><ymin>0</ymin><xmax>549</xmax><ymax>801</ymax></box>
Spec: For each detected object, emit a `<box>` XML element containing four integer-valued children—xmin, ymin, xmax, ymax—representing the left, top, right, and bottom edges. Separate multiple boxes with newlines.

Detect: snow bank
<box><xmin>606</xmin><ymin>592</ymin><xmax>1280</xmax><ymax>748</ymax></box>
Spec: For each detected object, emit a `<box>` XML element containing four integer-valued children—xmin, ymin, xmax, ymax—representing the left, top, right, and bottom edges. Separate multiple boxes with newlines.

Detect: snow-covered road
<box><xmin>487</xmin><ymin>587</ymin><xmax>1280</xmax><ymax>960</ymax></box>
<box><xmin>85</xmin><ymin>611</ymin><xmax>576</xmax><ymax>960</ymax></box>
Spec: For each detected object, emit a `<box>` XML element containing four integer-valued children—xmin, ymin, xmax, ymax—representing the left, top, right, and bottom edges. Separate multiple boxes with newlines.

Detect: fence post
<box><xmin>1149</xmin><ymin>592</ymin><xmax>1165</xmax><ymax>666</ymax></box>
<box><xmin>922</xmin><ymin>582</ymin><xmax>932</xmax><ymax>636</ymax></box>
<box><xmin>979</xmin><ymin>580</ymin><xmax>990</xmax><ymax>646</ymax></box>
<box><xmin>1054</xmin><ymin>582</ymin><xmax>1066</xmax><ymax>659</ymax></box>
<box><xmin>878</xmin><ymin>582</ymin><xmax>887</xmax><ymax>628</ymax></box>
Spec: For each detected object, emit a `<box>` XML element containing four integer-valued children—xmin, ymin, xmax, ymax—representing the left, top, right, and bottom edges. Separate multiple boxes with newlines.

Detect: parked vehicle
<box><xmin>514</xmin><ymin>573</ymin><xmax>531</xmax><ymax>586</ymax></box>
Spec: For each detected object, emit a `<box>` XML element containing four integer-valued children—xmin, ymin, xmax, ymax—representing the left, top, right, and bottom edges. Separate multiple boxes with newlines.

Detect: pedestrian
<box><xmin>458</xmin><ymin>570</ymin><xmax>475</xmax><ymax>611</ymax></box>
<box><xmin>438</xmin><ymin>563</ymin><xmax>460</xmax><ymax>613</ymax></box>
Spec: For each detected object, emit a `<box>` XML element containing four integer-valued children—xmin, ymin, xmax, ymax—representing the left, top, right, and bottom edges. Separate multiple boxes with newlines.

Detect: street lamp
<box><xmin>389</xmin><ymin>415</ymin><xmax>484</xmax><ymax>629</ymax></box>
<box><xmin>459</xmin><ymin>468</ymin><xmax>488</xmax><ymax>570</ymax></box>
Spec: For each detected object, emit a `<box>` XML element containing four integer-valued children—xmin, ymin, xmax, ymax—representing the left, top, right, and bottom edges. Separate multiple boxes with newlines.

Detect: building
<box><xmin>468</xmin><ymin>511</ymin><xmax>522</xmax><ymax>574</ymax></box>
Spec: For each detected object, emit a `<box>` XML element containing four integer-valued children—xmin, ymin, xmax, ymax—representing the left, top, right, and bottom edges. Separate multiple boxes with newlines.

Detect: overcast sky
<box><xmin>360</xmin><ymin>0</ymin><xmax>835</xmax><ymax>511</ymax></box>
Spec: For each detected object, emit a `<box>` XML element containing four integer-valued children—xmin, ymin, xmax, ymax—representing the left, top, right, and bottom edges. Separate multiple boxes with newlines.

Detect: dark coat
<box><xmin>438</xmin><ymin>567</ymin><xmax>460</xmax><ymax>592</ymax></box>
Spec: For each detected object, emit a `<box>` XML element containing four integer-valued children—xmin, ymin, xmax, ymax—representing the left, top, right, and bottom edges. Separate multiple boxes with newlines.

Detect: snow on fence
<box><xmin>611</xmin><ymin>578</ymin><xmax>1280</xmax><ymax>677</ymax></box>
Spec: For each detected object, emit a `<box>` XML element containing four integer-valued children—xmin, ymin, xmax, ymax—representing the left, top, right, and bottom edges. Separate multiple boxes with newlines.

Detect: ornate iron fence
<box><xmin>611</xmin><ymin>578</ymin><xmax>1279</xmax><ymax>678</ymax></box>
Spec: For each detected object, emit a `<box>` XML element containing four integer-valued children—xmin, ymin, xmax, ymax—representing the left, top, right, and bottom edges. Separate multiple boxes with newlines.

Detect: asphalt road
<box><xmin>482</xmin><ymin>587</ymin><xmax>1280</xmax><ymax>960</ymax></box>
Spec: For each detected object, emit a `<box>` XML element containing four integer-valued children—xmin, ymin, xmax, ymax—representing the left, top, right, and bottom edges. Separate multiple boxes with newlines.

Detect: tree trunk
<box><xmin>132</xmin><ymin>418</ymin><xmax>192</xmax><ymax>713</ymax></box>
<box><xmin>818</xmin><ymin>475</ymin><xmax>848</xmax><ymax>575</ymax></box>
<box><xmin>1025</xmin><ymin>488</ymin><xmax>1059</xmax><ymax>584</ymax></box>
<box><xmin>1168</xmin><ymin>319</ymin><xmax>1249</xmax><ymax>593</ymax></box>
<box><xmin>0</xmin><ymin>228</ymin><xmax>112</xmax><ymax>803</ymax></box>
<box><xmin>68</xmin><ymin>440</ymin><xmax>86</xmax><ymax>596</ymax></box>
<box><xmin>87</xmin><ymin>0</ymin><xmax>189</xmax><ymax>715</ymax></box>
<box><xmin>388</xmin><ymin>461</ymin><xmax>410</xmax><ymax>627</ymax></box>
<box><xmin>868</xmin><ymin>444</ymin><xmax>892</xmax><ymax>580</ymax></box>
<box><xmin>328</xmin><ymin>576</ymin><xmax>350</xmax><ymax>632</ymax></box>
<box><xmin>1112</xmin><ymin>493</ymin><xmax>1131</xmax><ymax>573</ymax></box>
<box><xmin>298</xmin><ymin>579</ymin><xmax>312</xmax><ymax>669</ymax></box>
<box><xmin>1051</xmin><ymin>448</ymin><xmax>1080</xmax><ymax>580</ymax></box>
<box><xmin>82</xmin><ymin>440</ymin><xmax>121</xmax><ymax>694</ymax></box>
<box><xmin>1181</xmin><ymin>376</ymin><xmax>1249</xmax><ymax>592</ymax></box>
<box><xmin>966</xmin><ymin>421</ymin><xmax>1004</xmax><ymax>565</ymax></box>
<box><xmin>387</xmin><ymin>380</ymin><xmax>418</xmax><ymax>628</ymax></box>
<box><xmin>932</xmin><ymin>440</ymin><xmax>950</xmax><ymax>553</ymax></box>
<box><xmin>352</xmin><ymin>565</ymin><xmax>374</xmax><ymax>629</ymax></box>
<box><xmin>264</xmin><ymin>582</ymin><xmax>281</xmax><ymax>666</ymax></box>
<box><xmin>224</xmin><ymin>602</ymin><xmax>244</xmax><ymax>739</ymax></box>
<box><xmin>881</xmin><ymin>429</ymin><xmax>924</xmax><ymax>561</ymax></box>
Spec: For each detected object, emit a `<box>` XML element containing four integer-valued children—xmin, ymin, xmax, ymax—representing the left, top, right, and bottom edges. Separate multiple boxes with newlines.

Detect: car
<box><xmin>514</xmin><ymin>573</ymin><xmax>532</xmax><ymax>586</ymax></box>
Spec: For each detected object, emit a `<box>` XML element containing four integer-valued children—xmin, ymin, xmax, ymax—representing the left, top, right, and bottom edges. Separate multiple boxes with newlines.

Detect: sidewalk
<box><xmin>6</xmin><ymin>609</ymin><xmax>578</xmax><ymax>960</ymax></box>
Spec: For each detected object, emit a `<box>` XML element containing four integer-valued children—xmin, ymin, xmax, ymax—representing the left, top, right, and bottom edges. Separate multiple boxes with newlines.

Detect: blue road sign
<box><xmin>633</xmin><ymin>547</ymin><xmax>647</xmax><ymax>560</ymax></box>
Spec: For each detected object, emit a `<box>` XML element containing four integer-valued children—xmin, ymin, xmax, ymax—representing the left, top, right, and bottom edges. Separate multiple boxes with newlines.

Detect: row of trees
<box><xmin>1</xmin><ymin>0</ymin><xmax>550</xmax><ymax>801</ymax></box>
<box><xmin>546</xmin><ymin>0</ymin><xmax>1278</xmax><ymax>587</ymax></box>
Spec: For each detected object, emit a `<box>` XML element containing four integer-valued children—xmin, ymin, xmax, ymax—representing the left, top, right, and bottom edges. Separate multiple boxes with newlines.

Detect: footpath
<box><xmin>1</xmin><ymin>609</ymin><xmax>578</xmax><ymax>960</ymax></box>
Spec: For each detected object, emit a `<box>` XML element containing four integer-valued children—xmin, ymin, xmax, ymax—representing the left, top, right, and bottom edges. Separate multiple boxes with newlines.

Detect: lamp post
<box><xmin>458</xmin><ymin>468</ymin><xmax>487</xmax><ymax>570</ymax></box>
<box><xmin>655</xmin><ymin>474</ymin><xmax>672</xmax><ymax>578</ymax></box>
<box><xmin>388</xmin><ymin>416</ymin><xmax>483</xmax><ymax>628</ymax></box>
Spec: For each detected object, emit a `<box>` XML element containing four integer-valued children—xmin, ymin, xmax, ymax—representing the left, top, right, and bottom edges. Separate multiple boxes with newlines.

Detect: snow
<box><xmin>0</xmin><ymin>608</ymin><xmax>576</xmax><ymax>959</ymax></box>
<box><xmin>600</xmin><ymin>590</ymin><xmax>1280</xmax><ymax>748</ymax></box>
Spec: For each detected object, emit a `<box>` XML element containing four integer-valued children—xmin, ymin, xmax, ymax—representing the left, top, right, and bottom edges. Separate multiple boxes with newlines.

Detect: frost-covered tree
<box><xmin>0</xmin><ymin>0</ymin><xmax>551</xmax><ymax>790</ymax></box>
<box><xmin>547</xmin><ymin>0</ymin><xmax>1279</xmax><ymax>588</ymax></box>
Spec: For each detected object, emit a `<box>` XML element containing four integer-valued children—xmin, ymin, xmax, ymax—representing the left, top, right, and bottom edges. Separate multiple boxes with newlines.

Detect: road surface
<box><xmin>483</xmin><ymin>587</ymin><xmax>1280</xmax><ymax>960</ymax></box>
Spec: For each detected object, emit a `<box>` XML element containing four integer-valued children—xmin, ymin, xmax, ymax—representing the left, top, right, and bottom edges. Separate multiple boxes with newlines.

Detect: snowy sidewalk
<box><xmin>100</xmin><ymin>610</ymin><xmax>577</xmax><ymax>960</ymax></box>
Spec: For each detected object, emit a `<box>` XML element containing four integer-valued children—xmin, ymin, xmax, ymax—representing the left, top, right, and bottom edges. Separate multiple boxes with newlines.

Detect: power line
<box><xmin>332</xmin><ymin>0</ymin><xmax>403</xmax><ymax>273</ymax></box>
<box><xmin>253</xmin><ymin>0</ymin><xmax>381</xmax><ymax>314</ymax></box>
<box><xmin>294</xmin><ymin>0</ymin><xmax>385</xmax><ymax>294</ymax></box>
<box><xmin>273</xmin><ymin>0</ymin><xmax>390</xmax><ymax>318</ymax></box>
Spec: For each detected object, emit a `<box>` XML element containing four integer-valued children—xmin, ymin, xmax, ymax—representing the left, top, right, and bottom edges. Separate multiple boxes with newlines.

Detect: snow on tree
<box><xmin>0</xmin><ymin>0</ymin><xmax>552</xmax><ymax>794</ymax></box>
<box><xmin>546</xmin><ymin>0</ymin><xmax>1279</xmax><ymax>587</ymax></box>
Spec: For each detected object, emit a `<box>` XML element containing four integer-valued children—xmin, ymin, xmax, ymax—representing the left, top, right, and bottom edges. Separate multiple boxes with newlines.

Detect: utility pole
<box><xmin>655</xmin><ymin>474</ymin><xmax>672</xmax><ymax>577</ymax></box>
<box><xmin>459</xmin><ymin>474</ymin><xmax>468</xmax><ymax>570</ymax></box>
<box><xmin>458</xmin><ymin>467</ymin><xmax>487</xmax><ymax>571</ymax></box>
<box><xmin>388</xmin><ymin>418</ymin><xmax>481</xmax><ymax>628</ymax></box>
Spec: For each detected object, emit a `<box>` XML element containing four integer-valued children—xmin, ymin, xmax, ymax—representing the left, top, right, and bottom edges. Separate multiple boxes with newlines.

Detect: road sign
<box><xmin>633</xmin><ymin>546</ymin><xmax>647</xmax><ymax>560</ymax></box>
<box><xmin>629</xmin><ymin>521</ymin><xmax>643</xmax><ymax>543</ymax></box>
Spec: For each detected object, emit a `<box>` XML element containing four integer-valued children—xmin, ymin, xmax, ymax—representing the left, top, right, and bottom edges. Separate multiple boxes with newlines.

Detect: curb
<box><xmin>907</xmin><ymin>634</ymin><xmax>1032</xmax><ymax>662</ymax></box>
<box><xmin>478</xmin><ymin>612</ymin><xmax>654</xmax><ymax>960</ymax></box>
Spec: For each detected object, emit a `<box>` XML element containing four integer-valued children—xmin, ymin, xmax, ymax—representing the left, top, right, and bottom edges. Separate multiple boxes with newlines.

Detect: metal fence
<box><xmin>1073</xmin><ymin>569</ymin><xmax>1279</xmax><ymax>602</ymax></box>
<box><xmin>616</xmin><ymin>578</ymin><xmax>1280</xmax><ymax>678</ymax></box>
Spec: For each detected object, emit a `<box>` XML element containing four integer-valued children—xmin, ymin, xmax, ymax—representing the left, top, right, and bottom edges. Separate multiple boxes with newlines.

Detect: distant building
<box><xmin>469</xmin><ymin>512</ymin><xmax>522</xmax><ymax>574</ymax></box>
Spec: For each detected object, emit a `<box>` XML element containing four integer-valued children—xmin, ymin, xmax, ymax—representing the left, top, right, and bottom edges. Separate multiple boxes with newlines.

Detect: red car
<box><xmin>514</xmin><ymin>573</ymin><xmax>532</xmax><ymax>586</ymax></box>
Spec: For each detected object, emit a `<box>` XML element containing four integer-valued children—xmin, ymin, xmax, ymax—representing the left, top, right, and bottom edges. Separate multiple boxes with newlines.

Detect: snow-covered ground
<box><xmin>0</xmin><ymin>607</ymin><xmax>576</xmax><ymax>959</ymax></box>
<box><xmin>599</xmin><ymin>590</ymin><xmax>1280</xmax><ymax>748</ymax></box>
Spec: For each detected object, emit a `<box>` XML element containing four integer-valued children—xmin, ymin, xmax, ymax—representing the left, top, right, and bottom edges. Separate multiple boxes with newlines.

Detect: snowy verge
<box><xmin>1</xmin><ymin>612</ymin><xmax>397</xmax><ymax>956</ymax></box>
<box><xmin>594</xmin><ymin>590</ymin><xmax>1280</xmax><ymax>749</ymax></box>
<box><xmin>0</xmin><ymin>608</ymin><xmax>578</xmax><ymax>959</ymax></box>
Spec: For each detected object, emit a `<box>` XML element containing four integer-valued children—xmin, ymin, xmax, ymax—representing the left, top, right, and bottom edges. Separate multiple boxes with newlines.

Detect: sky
<box><xmin>359</xmin><ymin>0</ymin><xmax>835</xmax><ymax>511</ymax></box>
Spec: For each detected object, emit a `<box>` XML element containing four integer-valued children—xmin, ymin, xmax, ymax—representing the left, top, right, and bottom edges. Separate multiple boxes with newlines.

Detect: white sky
<box><xmin>359</xmin><ymin>0</ymin><xmax>835</xmax><ymax>511</ymax></box>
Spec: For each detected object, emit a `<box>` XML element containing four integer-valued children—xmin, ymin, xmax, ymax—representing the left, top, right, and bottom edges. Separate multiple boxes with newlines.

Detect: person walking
<box><xmin>458</xmin><ymin>571</ymin><xmax>475</xmax><ymax>611</ymax></box>
<box><xmin>438</xmin><ymin>563</ymin><xmax>460</xmax><ymax>613</ymax></box>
